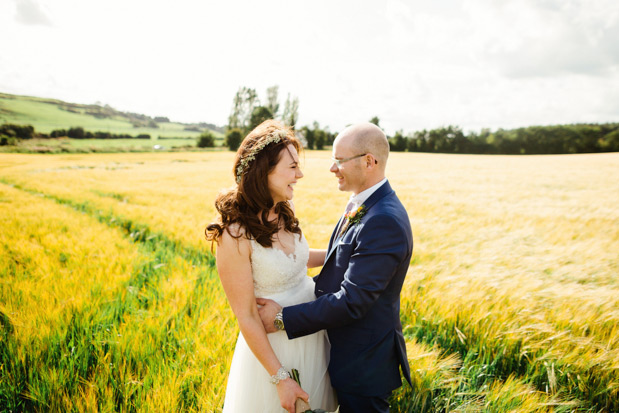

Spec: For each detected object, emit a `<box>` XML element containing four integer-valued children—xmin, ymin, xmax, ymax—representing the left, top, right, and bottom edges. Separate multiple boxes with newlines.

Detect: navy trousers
<box><xmin>336</xmin><ymin>390</ymin><xmax>391</xmax><ymax>413</ymax></box>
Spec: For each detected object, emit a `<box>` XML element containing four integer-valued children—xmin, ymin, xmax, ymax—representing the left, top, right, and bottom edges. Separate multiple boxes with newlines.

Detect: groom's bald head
<box><xmin>337</xmin><ymin>123</ymin><xmax>389</xmax><ymax>171</ymax></box>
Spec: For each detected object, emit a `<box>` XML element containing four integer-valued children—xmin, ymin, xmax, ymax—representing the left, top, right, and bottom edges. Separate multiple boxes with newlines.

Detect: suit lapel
<box><xmin>324</xmin><ymin>181</ymin><xmax>394</xmax><ymax>263</ymax></box>
<box><xmin>327</xmin><ymin>215</ymin><xmax>346</xmax><ymax>253</ymax></box>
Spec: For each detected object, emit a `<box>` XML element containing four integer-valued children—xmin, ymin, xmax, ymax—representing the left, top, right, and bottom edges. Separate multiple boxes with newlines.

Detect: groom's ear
<box><xmin>365</xmin><ymin>154</ymin><xmax>377</xmax><ymax>168</ymax></box>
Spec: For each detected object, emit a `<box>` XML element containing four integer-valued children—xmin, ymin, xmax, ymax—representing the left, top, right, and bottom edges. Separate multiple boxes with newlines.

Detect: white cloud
<box><xmin>466</xmin><ymin>0</ymin><xmax>619</xmax><ymax>77</ymax></box>
<box><xmin>14</xmin><ymin>0</ymin><xmax>52</xmax><ymax>26</ymax></box>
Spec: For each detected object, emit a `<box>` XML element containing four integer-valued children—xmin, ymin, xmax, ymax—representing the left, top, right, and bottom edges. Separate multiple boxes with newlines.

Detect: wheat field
<box><xmin>1</xmin><ymin>150</ymin><xmax>618</xmax><ymax>412</ymax></box>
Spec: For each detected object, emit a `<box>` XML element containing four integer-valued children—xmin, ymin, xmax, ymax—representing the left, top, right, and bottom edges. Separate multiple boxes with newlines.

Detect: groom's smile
<box><xmin>331</xmin><ymin>155</ymin><xmax>365</xmax><ymax>196</ymax></box>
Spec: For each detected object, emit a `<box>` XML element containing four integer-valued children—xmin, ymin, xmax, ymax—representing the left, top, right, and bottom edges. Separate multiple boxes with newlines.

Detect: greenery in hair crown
<box><xmin>235</xmin><ymin>129</ymin><xmax>287</xmax><ymax>183</ymax></box>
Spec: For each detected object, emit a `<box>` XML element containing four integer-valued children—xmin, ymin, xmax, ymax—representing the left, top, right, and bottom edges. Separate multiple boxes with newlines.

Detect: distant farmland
<box><xmin>0</xmin><ymin>92</ymin><xmax>223</xmax><ymax>139</ymax></box>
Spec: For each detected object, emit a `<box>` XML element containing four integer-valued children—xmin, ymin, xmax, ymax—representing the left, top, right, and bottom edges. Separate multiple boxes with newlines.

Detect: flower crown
<box><xmin>235</xmin><ymin>129</ymin><xmax>288</xmax><ymax>183</ymax></box>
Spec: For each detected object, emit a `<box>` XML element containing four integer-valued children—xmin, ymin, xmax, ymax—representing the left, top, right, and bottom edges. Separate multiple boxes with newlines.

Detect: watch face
<box><xmin>274</xmin><ymin>319</ymin><xmax>284</xmax><ymax>330</ymax></box>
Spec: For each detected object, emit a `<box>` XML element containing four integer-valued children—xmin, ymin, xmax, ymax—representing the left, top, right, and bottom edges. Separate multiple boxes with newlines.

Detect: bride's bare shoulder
<box><xmin>218</xmin><ymin>223</ymin><xmax>251</xmax><ymax>253</ymax></box>
<box><xmin>224</xmin><ymin>222</ymin><xmax>245</xmax><ymax>238</ymax></box>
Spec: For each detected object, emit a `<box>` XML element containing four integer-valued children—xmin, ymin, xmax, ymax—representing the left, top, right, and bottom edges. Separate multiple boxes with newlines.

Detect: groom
<box><xmin>258</xmin><ymin>122</ymin><xmax>413</xmax><ymax>412</ymax></box>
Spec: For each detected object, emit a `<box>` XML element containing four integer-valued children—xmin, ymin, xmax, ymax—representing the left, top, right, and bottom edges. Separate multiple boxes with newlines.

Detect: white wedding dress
<box><xmin>222</xmin><ymin>233</ymin><xmax>337</xmax><ymax>412</ymax></box>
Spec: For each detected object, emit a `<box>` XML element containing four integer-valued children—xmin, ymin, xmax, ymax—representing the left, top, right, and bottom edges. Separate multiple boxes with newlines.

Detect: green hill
<box><xmin>0</xmin><ymin>92</ymin><xmax>223</xmax><ymax>139</ymax></box>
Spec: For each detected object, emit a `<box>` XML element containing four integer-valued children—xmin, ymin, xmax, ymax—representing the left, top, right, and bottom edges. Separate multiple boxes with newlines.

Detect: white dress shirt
<box><xmin>347</xmin><ymin>178</ymin><xmax>387</xmax><ymax>211</ymax></box>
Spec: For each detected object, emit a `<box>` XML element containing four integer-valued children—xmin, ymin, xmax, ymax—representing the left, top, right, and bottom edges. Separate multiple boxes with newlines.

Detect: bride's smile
<box><xmin>268</xmin><ymin>143</ymin><xmax>303</xmax><ymax>204</ymax></box>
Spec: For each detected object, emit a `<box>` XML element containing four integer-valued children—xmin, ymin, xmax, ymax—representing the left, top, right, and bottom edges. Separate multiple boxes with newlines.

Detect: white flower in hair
<box><xmin>236</xmin><ymin>130</ymin><xmax>288</xmax><ymax>183</ymax></box>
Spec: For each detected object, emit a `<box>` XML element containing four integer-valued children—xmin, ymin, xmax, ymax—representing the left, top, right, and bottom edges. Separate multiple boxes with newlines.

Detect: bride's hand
<box><xmin>256</xmin><ymin>297</ymin><xmax>282</xmax><ymax>333</ymax></box>
<box><xmin>277</xmin><ymin>377</ymin><xmax>309</xmax><ymax>413</ymax></box>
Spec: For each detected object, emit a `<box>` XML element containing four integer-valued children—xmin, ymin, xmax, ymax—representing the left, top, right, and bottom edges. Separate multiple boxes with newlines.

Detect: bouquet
<box><xmin>290</xmin><ymin>369</ymin><xmax>328</xmax><ymax>413</ymax></box>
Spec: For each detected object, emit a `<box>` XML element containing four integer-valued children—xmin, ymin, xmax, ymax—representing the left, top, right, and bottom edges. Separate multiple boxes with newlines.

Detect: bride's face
<box><xmin>268</xmin><ymin>144</ymin><xmax>303</xmax><ymax>204</ymax></box>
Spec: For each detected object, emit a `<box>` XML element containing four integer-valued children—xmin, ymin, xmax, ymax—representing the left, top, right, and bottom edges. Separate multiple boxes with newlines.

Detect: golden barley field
<box><xmin>1</xmin><ymin>150</ymin><xmax>618</xmax><ymax>412</ymax></box>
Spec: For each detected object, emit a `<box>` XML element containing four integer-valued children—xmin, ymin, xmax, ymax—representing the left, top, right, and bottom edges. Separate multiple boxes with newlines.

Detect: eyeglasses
<box><xmin>331</xmin><ymin>153</ymin><xmax>367</xmax><ymax>168</ymax></box>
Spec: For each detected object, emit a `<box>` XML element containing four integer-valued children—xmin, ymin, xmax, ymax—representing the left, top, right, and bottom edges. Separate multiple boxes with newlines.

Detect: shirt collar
<box><xmin>349</xmin><ymin>178</ymin><xmax>387</xmax><ymax>208</ymax></box>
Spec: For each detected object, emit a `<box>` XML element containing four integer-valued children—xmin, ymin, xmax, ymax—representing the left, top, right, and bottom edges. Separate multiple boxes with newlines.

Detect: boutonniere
<box><xmin>339</xmin><ymin>204</ymin><xmax>367</xmax><ymax>238</ymax></box>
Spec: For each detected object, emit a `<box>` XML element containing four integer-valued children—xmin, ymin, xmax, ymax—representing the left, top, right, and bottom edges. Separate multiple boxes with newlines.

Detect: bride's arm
<box><xmin>308</xmin><ymin>248</ymin><xmax>326</xmax><ymax>268</ymax></box>
<box><xmin>215</xmin><ymin>230</ymin><xmax>308</xmax><ymax>412</ymax></box>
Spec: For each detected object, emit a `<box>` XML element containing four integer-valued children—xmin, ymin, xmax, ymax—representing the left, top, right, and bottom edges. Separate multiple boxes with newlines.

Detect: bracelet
<box><xmin>269</xmin><ymin>366</ymin><xmax>290</xmax><ymax>384</ymax></box>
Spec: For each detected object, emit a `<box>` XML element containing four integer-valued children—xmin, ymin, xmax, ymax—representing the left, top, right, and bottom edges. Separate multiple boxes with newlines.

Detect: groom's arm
<box><xmin>283</xmin><ymin>214</ymin><xmax>410</xmax><ymax>339</ymax></box>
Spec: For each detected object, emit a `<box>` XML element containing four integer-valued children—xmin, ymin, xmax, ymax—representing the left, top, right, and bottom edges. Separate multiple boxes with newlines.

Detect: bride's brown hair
<box><xmin>205</xmin><ymin>120</ymin><xmax>302</xmax><ymax>248</ymax></box>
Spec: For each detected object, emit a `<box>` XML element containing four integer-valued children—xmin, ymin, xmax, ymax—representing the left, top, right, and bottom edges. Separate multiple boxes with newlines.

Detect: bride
<box><xmin>206</xmin><ymin>120</ymin><xmax>337</xmax><ymax>412</ymax></box>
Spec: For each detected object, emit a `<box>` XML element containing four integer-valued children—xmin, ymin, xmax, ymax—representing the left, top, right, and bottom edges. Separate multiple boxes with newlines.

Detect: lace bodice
<box><xmin>250</xmin><ymin>233</ymin><xmax>309</xmax><ymax>297</ymax></box>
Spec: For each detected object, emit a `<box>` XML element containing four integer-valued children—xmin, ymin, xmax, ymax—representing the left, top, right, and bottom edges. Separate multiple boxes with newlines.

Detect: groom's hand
<box><xmin>256</xmin><ymin>298</ymin><xmax>282</xmax><ymax>334</ymax></box>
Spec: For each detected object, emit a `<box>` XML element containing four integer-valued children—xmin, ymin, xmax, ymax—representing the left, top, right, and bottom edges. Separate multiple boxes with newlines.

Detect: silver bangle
<box><xmin>269</xmin><ymin>366</ymin><xmax>290</xmax><ymax>384</ymax></box>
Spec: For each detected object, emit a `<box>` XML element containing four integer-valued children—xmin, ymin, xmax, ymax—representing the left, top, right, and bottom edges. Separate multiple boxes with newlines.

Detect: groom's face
<box><xmin>330</xmin><ymin>135</ymin><xmax>365</xmax><ymax>194</ymax></box>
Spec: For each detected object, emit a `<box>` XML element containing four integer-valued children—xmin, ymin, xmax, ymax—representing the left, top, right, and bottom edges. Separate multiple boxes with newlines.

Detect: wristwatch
<box><xmin>274</xmin><ymin>311</ymin><xmax>285</xmax><ymax>331</ymax></box>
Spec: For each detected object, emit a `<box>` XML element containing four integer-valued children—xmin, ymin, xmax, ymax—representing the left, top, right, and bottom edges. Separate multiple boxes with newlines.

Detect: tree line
<box><xmin>50</xmin><ymin>127</ymin><xmax>151</xmax><ymax>140</ymax></box>
<box><xmin>0</xmin><ymin>123</ymin><xmax>222</xmax><ymax>149</ymax></box>
<box><xmin>387</xmin><ymin>123</ymin><xmax>619</xmax><ymax>154</ymax></box>
<box><xmin>3</xmin><ymin>89</ymin><xmax>619</xmax><ymax>154</ymax></box>
<box><xmin>0</xmin><ymin>124</ymin><xmax>34</xmax><ymax>145</ymax></box>
<box><xmin>222</xmin><ymin>86</ymin><xmax>619</xmax><ymax>154</ymax></box>
<box><xmin>0</xmin><ymin>124</ymin><xmax>153</xmax><ymax>146</ymax></box>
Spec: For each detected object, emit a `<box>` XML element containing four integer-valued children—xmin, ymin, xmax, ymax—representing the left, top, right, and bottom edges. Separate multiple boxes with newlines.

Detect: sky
<box><xmin>1</xmin><ymin>0</ymin><xmax>619</xmax><ymax>135</ymax></box>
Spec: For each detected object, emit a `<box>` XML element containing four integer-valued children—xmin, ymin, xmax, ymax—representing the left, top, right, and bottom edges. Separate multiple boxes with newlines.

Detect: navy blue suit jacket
<box><xmin>283</xmin><ymin>181</ymin><xmax>413</xmax><ymax>396</ymax></box>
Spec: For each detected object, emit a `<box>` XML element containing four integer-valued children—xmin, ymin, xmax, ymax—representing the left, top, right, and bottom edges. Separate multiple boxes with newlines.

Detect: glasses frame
<box><xmin>331</xmin><ymin>153</ymin><xmax>367</xmax><ymax>168</ymax></box>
